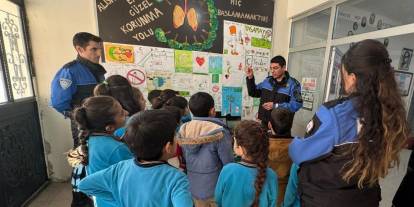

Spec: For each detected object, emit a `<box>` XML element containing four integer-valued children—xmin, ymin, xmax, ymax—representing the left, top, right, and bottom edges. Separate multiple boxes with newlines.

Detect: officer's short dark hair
<box><xmin>271</xmin><ymin>55</ymin><xmax>286</xmax><ymax>67</ymax></box>
<box><xmin>270</xmin><ymin>108</ymin><xmax>294</xmax><ymax>136</ymax></box>
<box><xmin>189</xmin><ymin>92</ymin><xmax>214</xmax><ymax>117</ymax></box>
<box><xmin>73</xmin><ymin>32</ymin><xmax>102</xmax><ymax>48</ymax></box>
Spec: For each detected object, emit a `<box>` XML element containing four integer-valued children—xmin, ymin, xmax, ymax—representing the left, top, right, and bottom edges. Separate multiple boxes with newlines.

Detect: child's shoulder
<box><xmin>222</xmin><ymin>162</ymin><xmax>250</xmax><ymax>172</ymax></box>
<box><xmin>266</xmin><ymin>167</ymin><xmax>278</xmax><ymax>179</ymax></box>
<box><xmin>157</xmin><ymin>164</ymin><xmax>188</xmax><ymax>180</ymax></box>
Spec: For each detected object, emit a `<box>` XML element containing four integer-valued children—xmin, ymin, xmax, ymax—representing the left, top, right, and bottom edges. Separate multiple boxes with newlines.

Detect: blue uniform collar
<box><xmin>134</xmin><ymin>159</ymin><xmax>169</xmax><ymax>168</ymax></box>
<box><xmin>76</xmin><ymin>55</ymin><xmax>106</xmax><ymax>82</ymax></box>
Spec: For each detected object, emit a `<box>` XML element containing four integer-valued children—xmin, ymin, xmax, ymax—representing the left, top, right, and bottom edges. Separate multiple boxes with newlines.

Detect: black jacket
<box><xmin>246</xmin><ymin>72</ymin><xmax>302</xmax><ymax>124</ymax></box>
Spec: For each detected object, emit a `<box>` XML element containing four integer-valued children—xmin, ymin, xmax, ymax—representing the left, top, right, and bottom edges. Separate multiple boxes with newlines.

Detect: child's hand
<box><xmin>262</xmin><ymin>102</ymin><xmax>273</xmax><ymax>110</ymax></box>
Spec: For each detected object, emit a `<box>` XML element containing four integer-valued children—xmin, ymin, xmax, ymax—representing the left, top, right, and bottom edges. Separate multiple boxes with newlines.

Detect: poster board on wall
<box><xmin>96</xmin><ymin>0</ymin><xmax>274</xmax><ymax>118</ymax></box>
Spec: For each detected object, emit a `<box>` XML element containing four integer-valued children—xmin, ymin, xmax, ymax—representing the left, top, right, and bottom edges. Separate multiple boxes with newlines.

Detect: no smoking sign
<box><xmin>127</xmin><ymin>69</ymin><xmax>146</xmax><ymax>86</ymax></box>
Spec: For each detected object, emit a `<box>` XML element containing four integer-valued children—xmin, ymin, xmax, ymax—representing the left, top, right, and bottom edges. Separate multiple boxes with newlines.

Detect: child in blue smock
<box><xmin>215</xmin><ymin>120</ymin><xmax>278</xmax><ymax>207</ymax></box>
<box><xmin>72</xmin><ymin>96</ymin><xmax>133</xmax><ymax>207</ymax></box>
<box><xmin>282</xmin><ymin>164</ymin><xmax>300</xmax><ymax>207</ymax></box>
<box><xmin>78</xmin><ymin>110</ymin><xmax>193</xmax><ymax>207</ymax></box>
<box><xmin>93</xmin><ymin>75</ymin><xmax>146</xmax><ymax>138</ymax></box>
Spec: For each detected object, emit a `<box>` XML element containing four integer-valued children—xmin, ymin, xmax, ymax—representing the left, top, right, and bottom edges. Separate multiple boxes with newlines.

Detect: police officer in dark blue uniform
<box><xmin>50</xmin><ymin>32</ymin><xmax>106</xmax><ymax>207</ymax></box>
<box><xmin>246</xmin><ymin>56</ymin><xmax>302</xmax><ymax>126</ymax></box>
<box><xmin>289</xmin><ymin>40</ymin><xmax>409</xmax><ymax>207</ymax></box>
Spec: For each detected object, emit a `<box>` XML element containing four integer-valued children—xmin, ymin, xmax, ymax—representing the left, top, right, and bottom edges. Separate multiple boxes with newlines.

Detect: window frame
<box><xmin>288</xmin><ymin>0</ymin><xmax>414</xmax><ymax>114</ymax></box>
<box><xmin>0</xmin><ymin>0</ymin><xmax>36</xmax><ymax>105</ymax></box>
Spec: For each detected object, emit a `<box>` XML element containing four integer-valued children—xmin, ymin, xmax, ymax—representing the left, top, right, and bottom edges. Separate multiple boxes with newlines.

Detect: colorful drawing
<box><xmin>209</xmin><ymin>55</ymin><xmax>223</xmax><ymax>74</ymax></box>
<box><xmin>172</xmin><ymin>73</ymin><xmax>193</xmax><ymax>93</ymax></box>
<box><xmin>104</xmin><ymin>43</ymin><xmax>134</xmax><ymax>63</ymax></box>
<box><xmin>242</xmin><ymin>81</ymin><xmax>259</xmax><ymax>119</ymax></box>
<box><xmin>210</xmin><ymin>74</ymin><xmax>222</xmax><ymax>111</ymax></box>
<box><xmin>102</xmin><ymin>62</ymin><xmax>125</xmax><ymax>77</ymax></box>
<box><xmin>102</xmin><ymin>63</ymin><xmax>147</xmax><ymax>89</ymax></box>
<box><xmin>223</xmin><ymin>20</ymin><xmax>245</xmax><ymax>56</ymax></box>
<box><xmin>222</xmin><ymin>87</ymin><xmax>242</xmax><ymax>117</ymax></box>
<box><xmin>193</xmin><ymin>51</ymin><xmax>209</xmax><ymax>74</ymax></box>
<box><xmin>146</xmin><ymin>71</ymin><xmax>173</xmax><ymax>90</ymax></box>
<box><xmin>244</xmin><ymin>24</ymin><xmax>272</xmax><ymax>49</ymax></box>
<box><xmin>211</xmin><ymin>84</ymin><xmax>222</xmax><ymax>111</ymax></box>
<box><xmin>127</xmin><ymin>69</ymin><xmax>146</xmax><ymax>87</ymax></box>
<box><xmin>245</xmin><ymin>48</ymin><xmax>271</xmax><ymax>72</ymax></box>
<box><xmin>302</xmin><ymin>77</ymin><xmax>317</xmax><ymax>91</ymax></box>
<box><xmin>192</xmin><ymin>74</ymin><xmax>210</xmax><ymax>93</ymax></box>
<box><xmin>175</xmin><ymin>50</ymin><xmax>193</xmax><ymax>73</ymax></box>
<box><xmin>154</xmin><ymin>0</ymin><xmax>219</xmax><ymax>51</ymax></box>
<box><xmin>135</xmin><ymin>46</ymin><xmax>175</xmax><ymax>72</ymax></box>
<box><xmin>222</xmin><ymin>55</ymin><xmax>244</xmax><ymax>87</ymax></box>
<box><xmin>211</xmin><ymin>74</ymin><xmax>220</xmax><ymax>83</ymax></box>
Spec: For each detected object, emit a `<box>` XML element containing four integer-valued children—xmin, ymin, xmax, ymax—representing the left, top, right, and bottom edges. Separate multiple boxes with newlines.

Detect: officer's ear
<box><xmin>209</xmin><ymin>107</ymin><xmax>216</xmax><ymax>117</ymax></box>
<box><xmin>75</xmin><ymin>45</ymin><xmax>85</xmax><ymax>54</ymax></box>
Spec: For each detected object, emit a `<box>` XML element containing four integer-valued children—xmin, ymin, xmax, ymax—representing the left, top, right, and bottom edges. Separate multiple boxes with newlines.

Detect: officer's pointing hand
<box><xmin>245</xmin><ymin>66</ymin><xmax>254</xmax><ymax>79</ymax></box>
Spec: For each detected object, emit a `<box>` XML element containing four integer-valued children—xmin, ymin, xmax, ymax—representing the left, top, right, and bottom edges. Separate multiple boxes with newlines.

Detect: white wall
<box><xmin>288</xmin><ymin>0</ymin><xmax>333</xmax><ymax>18</ymax></box>
<box><xmin>25</xmin><ymin>0</ymin><xmax>98</xmax><ymax>181</ymax></box>
<box><xmin>272</xmin><ymin>0</ymin><xmax>290</xmax><ymax>58</ymax></box>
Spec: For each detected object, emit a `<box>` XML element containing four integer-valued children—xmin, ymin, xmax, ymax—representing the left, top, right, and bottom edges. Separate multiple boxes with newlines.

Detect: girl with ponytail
<box><xmin>72</xmin><ymin>96</ymin><xmax>133</xmax><ymax>207</ymax></box>
<box><xmin>94</xmin><ymin>75</ymin><xmax>144</xmax><ymax>115</ymax></box>
<box><xmin>215</xmin><ymin>120</ymin><xmax>278</xmax><ymax>207</ymax></box>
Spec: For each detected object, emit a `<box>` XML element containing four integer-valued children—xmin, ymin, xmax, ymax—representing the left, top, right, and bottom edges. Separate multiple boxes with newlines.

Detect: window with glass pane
<box><xmin>288</xmin><ymin>48</ymin><xmax>326</xmax><ymax>134</ymax></box>
<box><xmin>326</xmin><ymin>34</ymin><xmax>414</xmax><ymax>129</ymax></box>
<box><xmin>0</xmin><ymin>0</ymin><xmax>33</xmax><ymax>100</ymax></box>
<box><xmin>290</xmin><ymin>9</ymin><xmax>331</xmax><ymax>48</ymax></box>
<box><xmin>333</xmin><ymin>0</ymin><xmax>414</xmax><ymax>39</ymax></box>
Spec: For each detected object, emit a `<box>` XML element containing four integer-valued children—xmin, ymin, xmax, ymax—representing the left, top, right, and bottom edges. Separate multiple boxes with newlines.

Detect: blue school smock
<box><xmin>79</xmin><ymin>159</ymin><xmax>193</xmax><ymax>207</ymax></box>
<box><xmin>215</xmin><ymin>162</ymin><xmax>278</xmax><ymax>207</ymax></box>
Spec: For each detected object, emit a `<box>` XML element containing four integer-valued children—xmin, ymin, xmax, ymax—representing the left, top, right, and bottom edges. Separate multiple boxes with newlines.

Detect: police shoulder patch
<box><xmin>305</xmin><ymin>115</ymin><xmax>321</xmax><ymax>138</ymax></box>
<box><xmin>60</xmin><ymin>78</ymin><xmax>72</xmax><ymax>90</ymax></box>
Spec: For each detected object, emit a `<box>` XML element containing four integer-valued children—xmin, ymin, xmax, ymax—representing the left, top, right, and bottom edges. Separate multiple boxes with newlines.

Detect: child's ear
<box><xmin>164</xmin><ymin>141</ymin><xmax>176</xmax><ymax>157</ymax></box>
<box><xmin>105</xmin><ymin>124</ymin><xmax>116</xmax><ymax>133</ymax></box>
<box><xmin>268</xmin><ymin>122</ymin><xmax>275</xmax><ymax>135</ymax></box>
<box><xmin>209</xmin><ymin>107</ymin><xmax>216</xmax><ymax>117</ymax></box>
<box><xmin>234</xmin><ymin>145</ymin><xmax>246</xmax><ymax>157</ymax></box>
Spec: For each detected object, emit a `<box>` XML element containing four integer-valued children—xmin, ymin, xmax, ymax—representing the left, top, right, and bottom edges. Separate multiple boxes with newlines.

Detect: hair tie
<box><xmin>385</xmin><ymin>58</ymin><xmax>392</xmax><ymax>64</ymax></box>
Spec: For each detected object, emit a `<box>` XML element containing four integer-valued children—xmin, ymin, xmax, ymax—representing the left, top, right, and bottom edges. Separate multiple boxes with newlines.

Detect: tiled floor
<box><xmin>27</xmin><ymin>150</ymin><xmax>411</xmax><ymax>207</ymax></box>
<box><xmin>27</xmin><ymin>182</ymin><xmax>72</xmax><ymax>207</ymax></box>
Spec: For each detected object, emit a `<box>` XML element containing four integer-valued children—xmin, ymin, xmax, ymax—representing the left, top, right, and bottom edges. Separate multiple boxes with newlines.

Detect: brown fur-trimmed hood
<box><xmin>177</xmin><ymin>120</ymin><xmax>225</xmax><ymax>146</ymax></box>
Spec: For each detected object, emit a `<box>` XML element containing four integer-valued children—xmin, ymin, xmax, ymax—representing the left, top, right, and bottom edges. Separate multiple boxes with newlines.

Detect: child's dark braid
<box><xmin>74</xmin><ymin>107</ymin><xmax>90</xmax><ymax>164</ymax></box>
<box><xmin>234</xmin><ymin>120</ymin><xmax>269</xmax><ymax>207</ymax></box>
